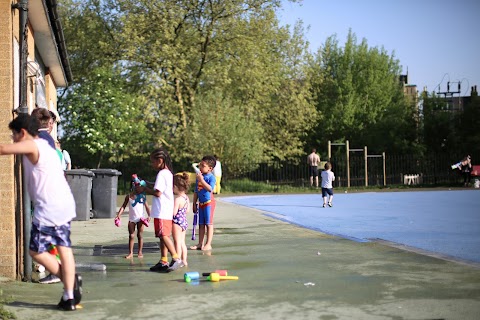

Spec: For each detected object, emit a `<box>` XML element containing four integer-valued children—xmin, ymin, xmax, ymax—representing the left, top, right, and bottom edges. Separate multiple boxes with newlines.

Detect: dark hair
<box><xmin>9</xmin><ymin>114</ymin><xmax>39</xmax><ymax>136</ymax></box>
<box><xmin>201</xmin><ymin>155</ymin><xmax>216</xmax><ymax>168</ymax></box>
<box><xmin>174</xmin><ymin>172</ymin><xmax>190</xmax><ymax>192</ymax></box>
<box><xmin>49</xmin><ymin>110</ymin><xmax>57</xmax><ymax>122</ymax></box>
<box><xmin>324</xmin><ymin>161</ymin><xmax>332</xmax><ymax>170</ymax></box>
<box><xmin>150</xmin><ymin>147</ymin><xmax>173</xmax><ymax>172</ymax></box>
<box><xmin>31</xmin><ymin>108</ymin><xmax>51</xmax><ymax>128</ymax></box>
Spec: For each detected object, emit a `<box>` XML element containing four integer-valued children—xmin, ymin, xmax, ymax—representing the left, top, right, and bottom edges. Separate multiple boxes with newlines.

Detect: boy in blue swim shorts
<box><xmin>190</xmin><ymin>155</ymin><xmax>216</xmax><ymax>251</ymax></box>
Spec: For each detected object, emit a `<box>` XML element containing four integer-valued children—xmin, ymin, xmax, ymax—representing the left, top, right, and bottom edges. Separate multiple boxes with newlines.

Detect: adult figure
<box><xmin>213</xmin><ymin>155</ymin><xmax>222</xmax><ymax>194</ymax></box>
<box><xmin>461</xmin><ymin>155</ymin><xmax>472</xmax><ymax>187</ymax></box>
<box><xmin>307</xmin><ymin>148</ymin><xmax>321</xmax><ymax>187</ymax></box>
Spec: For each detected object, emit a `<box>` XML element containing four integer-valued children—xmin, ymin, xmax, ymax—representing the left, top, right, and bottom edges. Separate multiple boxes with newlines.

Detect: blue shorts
<box><xmin>198</xmin><ymin>200</ymin><xmax>215</xmax><ymax>225</ymax></box>
<box><xmin>322</xmin><ymin>188</ymin><xmax>333</xmax><ymax>197</ymax></box>
<box><xmin>30</xmin><ymin>222</ymin><xmax>72</xmax><ymax>253</ymax></box>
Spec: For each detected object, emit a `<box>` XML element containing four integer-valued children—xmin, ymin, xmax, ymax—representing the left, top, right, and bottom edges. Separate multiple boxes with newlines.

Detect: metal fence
<box><xmin>114</xmin><ymin>152</ymin><xmax>478</xmax><ymax>193</ymax></box>
<box><xmin>221</xmin><ymin>152</ymin><xmax>479</xmax><ymax>189</ymax></box>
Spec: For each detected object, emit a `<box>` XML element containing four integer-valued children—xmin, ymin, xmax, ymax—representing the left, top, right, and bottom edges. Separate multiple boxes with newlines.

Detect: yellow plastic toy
<box><xmin>207</xmin><ymin>272</ymin><xmax>238</xmax><ymax>282</ymax></box>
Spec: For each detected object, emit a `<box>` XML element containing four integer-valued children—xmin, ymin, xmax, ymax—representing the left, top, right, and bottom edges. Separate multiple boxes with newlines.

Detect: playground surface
<box><xmin>1</xmin><ymin>194</ymin><xmax>480</xmax><ymax>319</ymax></box>
<box><xmin>222</xmin><ymin>190</ymin><xmax>480</xmax><ymax>265</ymax></box>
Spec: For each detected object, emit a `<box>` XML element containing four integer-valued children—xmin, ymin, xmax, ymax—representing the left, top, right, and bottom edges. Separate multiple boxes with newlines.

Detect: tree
<box><xmin>58</xmin><ymin>67</ymin><xmax>150</xmax><ymax>168</ymax></box>
<box><xmin>308</xmin><ymin>30</ymin><xmax>415</xmax><ymax>154</ymax></box>
<box><xmin>57</xmin><ymin>0</ymin><xmax>316</xmax><ymax>168</ymax></box>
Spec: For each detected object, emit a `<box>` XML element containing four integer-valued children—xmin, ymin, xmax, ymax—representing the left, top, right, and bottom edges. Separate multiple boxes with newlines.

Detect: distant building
<box><xmin>399</xmin><ymin>73</ymin><xmax>418</xmax><ymax>107</ymax></box>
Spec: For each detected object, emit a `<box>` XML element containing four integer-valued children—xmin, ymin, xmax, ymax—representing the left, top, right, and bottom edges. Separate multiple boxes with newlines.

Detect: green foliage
<box><xmin>308</xmin><ymin>30</ymin><xmax>416</xmax><ymax>154</ymax></box>
<box><xmin>58</xmin><ymin>67</ymin><xmax>150</xmax><ymax>168</ymax></box>
<box><xmin>0</xmin><ymin>291</ymin><xmax>16</xmax><ymax>320</ymax></box>
<box><xmin>421</xmin><ymin>92</ymin><xmax>480</xmax><ymax>156</ymax></box>
<box><xmin>58</xmin><ymin>0</ymin><xmax>315</xmax><ymax>170</ymax></box>
<box><xmin>184</xmin><ymin>92</ymin><xmax>265</xmax><ymax>174</ymax></box>
<box><xmin>222</xmin><ymin>179</ymin><xmax>278</xmax><ymax>193</ymax></box>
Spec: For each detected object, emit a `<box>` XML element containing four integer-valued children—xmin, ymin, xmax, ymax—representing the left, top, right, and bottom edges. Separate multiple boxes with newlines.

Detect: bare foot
<box><xmin>124</xmin><ymin>254</ymin><xmax>133</xmax><ymax>259</ymax></box>
<box><xmin>189</xmin><ymin>244</ymin><xmax>202</xmax><ymax>250</ymax></box>
<box><xmin>138</xmin><ymin>253</ymin><xmax>144</xmax><ymax>259</ymax></box>
<box><xmin>183</xmin><ymin>261</ymin><xmax>188</xmax><ymax>266</ymax></box>
<box><xmin>202</xmin><ymin>245</ymin><xmax>212</xmax><ymax>251</ymax></box>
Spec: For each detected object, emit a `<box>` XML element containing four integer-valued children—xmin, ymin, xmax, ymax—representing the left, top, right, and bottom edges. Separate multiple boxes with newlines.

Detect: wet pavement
<box><xmin>1</xmin><ymin>197</ymin><xmax>480</xmax><ymax>319</ymax></box>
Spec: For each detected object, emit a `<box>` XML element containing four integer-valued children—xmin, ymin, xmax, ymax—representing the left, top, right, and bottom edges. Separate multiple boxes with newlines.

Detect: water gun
<box><xmin>48</xmin><ymin>244</ymin><xmax>60</xmax><ymax>263</ymax></box>
<box><xmin>207</xmin><ymin>272</ymin><xmax>239</xmax><ymax>282</ymax></box>
<box><xmin>131</xmin><ymin>174</ymin><xmax>147</xmax><ymax>206</ymax></box>
<box><xmin>451</xmin><ymin>162</ymin><xmax>462</xmax><ymax>169</ymax></box>
<box><xmin>202</xmin><ymin>269</ymin><xmax>228</xmax><ymax>276</ymax></box>
<box><xmin>191</xmin><ymin>206</ymin><xmax>198</xmax><ymax>240</ymax></box>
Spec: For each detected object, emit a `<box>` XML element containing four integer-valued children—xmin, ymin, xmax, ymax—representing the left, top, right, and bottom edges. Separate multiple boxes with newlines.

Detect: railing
<box><xmin>114</xmin><ymin>152</ymin><xmax>479</xmax><ymax>193</ymax></box>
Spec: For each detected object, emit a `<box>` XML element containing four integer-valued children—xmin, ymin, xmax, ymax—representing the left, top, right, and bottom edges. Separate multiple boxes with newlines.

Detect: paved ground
<box><xmin>1</xmin><ymin>196</ymin><xmax>480</xmax><ymax>320</ymax></box>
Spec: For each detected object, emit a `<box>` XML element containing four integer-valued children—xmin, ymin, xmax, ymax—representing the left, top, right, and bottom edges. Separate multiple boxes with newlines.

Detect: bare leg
<box><xmin>172</xmin><ymin>224</ymin><xmax>183</xmax><ymax>259</ymax></box>
<box><xmin>125</xmin><ymin>222</ymin><xmax>135</xmax><ymax>259</ymax></box>
<box><xmin>161</xmin><ymin>236</ymin><xmax>178</xmax><ymax>260</ymax></box>
<box><xmin>137</xmin><ymin>222</ymin><xmax>144</xmax><ymax>258</ymax></box>
<box><xmin>310</xmin><ymin>175</ymin><xmax>313</xmax><ymax>187</ymax></box>
<box><xmin>191</xmin><ymin>225</ymin><xmax>205</xmax><ymax>250</ymax></box>
<box><xmin>31</xmin><ymin>246</ymin><xmax>75</xmax><ymax>292</ymax></box>
<box><xmin>202</xmin><ymin>224</ymin><xmax>214</xmax><ymax>251</ymax></box>
<box><xmin>160</xmin><ymin>240</ymin><xmax>168</xmax><ymax>262</ymax></box>
<box><xmin>181</xmin><ymin>230</ymin><xmax>188</xmax><ymax>265</ymax></box>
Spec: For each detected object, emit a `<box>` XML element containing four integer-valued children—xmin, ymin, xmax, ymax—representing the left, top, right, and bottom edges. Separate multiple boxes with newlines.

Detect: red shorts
<box><xmin>154</xmin><ymin>218</ymin><xmax>172</xmax><ymax>237</ymax></box>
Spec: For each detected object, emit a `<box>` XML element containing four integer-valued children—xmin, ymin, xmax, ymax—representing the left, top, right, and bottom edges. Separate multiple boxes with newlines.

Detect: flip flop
<box><xmin>140</xmin><ymin>217</ymin><xmax>149</xmax><ymax>227</ymax></box>
<box><xmin>189</xmin><ymin>245</ymin><xmax>202</xmax><ymax>250</ymax></box>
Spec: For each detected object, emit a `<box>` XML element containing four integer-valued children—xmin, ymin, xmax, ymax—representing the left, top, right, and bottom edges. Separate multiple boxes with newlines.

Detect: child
<box><xmin>172</xmin><ymin>173</ymin><xmax>190</xmax><ymax>266</ymax></box>
<box><xmin>190</xmin><ymin>155</ymin><xmax>216</xmax><ymax>251</ymax></box>
<box><xmin>321</xmin><ymin>161</ymin><xmax>335</xmax><ymax>208</ymax></box>
<box><xmin>115</xmin><ymin>176</ymin><xmax>151</xmax><ymax>259</ymax></box>
<box><xmin>0</xmin><ymin>114</ymin><xmax>82</xmax><ymax>311</ymax></box>
<box><xmin>138</xmin><ymin>148</ymin><xmax>183</xmax><ymax>272</ymax></box>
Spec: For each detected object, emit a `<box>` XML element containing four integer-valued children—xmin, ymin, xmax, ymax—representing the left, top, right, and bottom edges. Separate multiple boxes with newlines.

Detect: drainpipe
<box><xmin>12</xmin><ymin>0</ymin><xmax>32</xmax><ymax>282</ymax></box>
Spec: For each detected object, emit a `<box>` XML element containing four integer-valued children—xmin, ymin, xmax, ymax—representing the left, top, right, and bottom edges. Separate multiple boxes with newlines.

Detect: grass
<box><xmin>0</xmin><ymin>290</ymin><xmax>16</xmax><ymax>320</ymax></box>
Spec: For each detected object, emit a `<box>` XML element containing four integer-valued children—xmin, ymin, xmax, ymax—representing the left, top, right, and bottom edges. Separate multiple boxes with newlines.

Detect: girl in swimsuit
<box><xmin>173</xmin><ymin>172</ymin><xmax>190</xmax><ymax>266</ymax></box>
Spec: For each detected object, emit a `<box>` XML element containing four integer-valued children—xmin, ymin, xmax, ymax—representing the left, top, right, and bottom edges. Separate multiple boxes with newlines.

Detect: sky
<box><xmin>277</xmin><ymin>0</ymin><xmax>480</xmax><ymax>96</ymax></box>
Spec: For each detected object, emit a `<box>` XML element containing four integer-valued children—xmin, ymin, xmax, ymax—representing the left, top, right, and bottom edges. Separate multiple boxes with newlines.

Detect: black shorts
<box><xmin>322</xmin><ymin>188</ymin><xmax>334</xmax><ymax>197</ymax></box>
<box><xmin>309</xmin><ymin>166</ymin><xmax>319</xmax><ymax>177</ymax></box>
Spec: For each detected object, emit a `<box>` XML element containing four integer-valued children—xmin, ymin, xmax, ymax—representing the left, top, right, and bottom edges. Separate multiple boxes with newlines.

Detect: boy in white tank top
<box><xmin>0</xmin><ymin>114</ymin><xmax>82</xmax><ymax>311</ymax></box>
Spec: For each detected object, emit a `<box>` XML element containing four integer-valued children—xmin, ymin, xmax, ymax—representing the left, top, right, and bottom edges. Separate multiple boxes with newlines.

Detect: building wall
<box><xmin>0</xmin><ymin>0</ymin><xmax>19</xmax><ymax>279</ymax></box>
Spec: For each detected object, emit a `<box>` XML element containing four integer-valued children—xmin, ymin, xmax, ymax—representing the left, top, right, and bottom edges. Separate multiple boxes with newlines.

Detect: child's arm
<box><xmin>192</xmin><ymin>192</ymin><xmax>198</xmax><ymax>213</ymax></box>
<box><xmin>137</xmin><ymin>185</ymin><xmax>161</xmax><ymax>197</ymax></box>
<box><xmin>115</xmin><ymin>195</ymin><xmax>129</xmax><ymax>219</ymax></box>
<box><xmin>197</xmin><ymin>173</ymin><xmax>214</xmax><ymax>192</ymax></box>
<box><xmin>144</xmin><ymin>200</ymin><xmax>151</xmax><ymax>218</ymax></box>
<box><xmin>0</xmin><ymin>140</ymin><xmax>39</xmax><ymax>164</ymax></box>
<box><xmin>173</xmin><ymin>196</ymin><xmax>181</xmax><ymax>218</ymax></box>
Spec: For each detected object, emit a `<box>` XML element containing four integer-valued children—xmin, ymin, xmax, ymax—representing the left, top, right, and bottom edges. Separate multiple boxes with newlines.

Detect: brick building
<box><xmin>0</xmin><ymin>0</ymin><xmax>71</xmax><ymax>279</ymax></box>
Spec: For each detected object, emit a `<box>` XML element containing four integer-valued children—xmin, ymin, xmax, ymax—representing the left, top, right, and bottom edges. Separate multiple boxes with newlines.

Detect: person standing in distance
<box><xmin>213</xmin><ymin>154</ymin><xmax>222</xmax><ymax>194</ymax></box>
<box><xmin>307</xmin><ymin>148</ymin><xmax>321</xmax><ymax>188</ymax></box>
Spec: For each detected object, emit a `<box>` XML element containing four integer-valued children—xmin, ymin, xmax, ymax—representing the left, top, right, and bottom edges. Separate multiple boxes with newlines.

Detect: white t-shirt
<box><xmin>62</xmin><ymin>149</ymin><xmax>71</xmax><ymax>170</ymax></box>
<box><xmin>23</xmin><ymin>139</ymin><xmax>76</xmax><ymax>226</ymax></box>
<box><xmin>321</xmin><ymin>170</ymin><xmax>335</xmax><ymax>189</ymax></box>
<box><xmin>213</xmin><ymin>160</ymin><xmax>222</xmax><ymax>177</ymax></box>
<box><xmin>151</xmin><ymin>169</ymin><xmax>174</xmax><ymax>220</ymax></box>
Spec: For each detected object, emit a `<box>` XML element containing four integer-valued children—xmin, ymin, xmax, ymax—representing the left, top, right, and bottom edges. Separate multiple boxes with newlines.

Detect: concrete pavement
<box><xmin>1</xmin><ymin>196</ymin><xmax>480</xmax><ymax>319</ymax></box>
